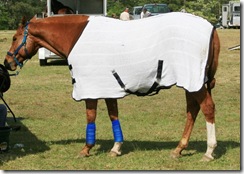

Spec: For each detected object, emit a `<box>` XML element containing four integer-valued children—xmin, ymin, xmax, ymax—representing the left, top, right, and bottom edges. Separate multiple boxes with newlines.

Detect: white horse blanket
<box><xmin>68</xmin><ymin>12</ymin><xmax>213</xmax><ymax>101</ymax></box>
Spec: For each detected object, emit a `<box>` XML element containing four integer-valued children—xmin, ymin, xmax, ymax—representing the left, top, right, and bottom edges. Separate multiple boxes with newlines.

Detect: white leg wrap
<box><xmin>111</xmin><ymin>142</ymin><xmax>123</xmax><ymax>155</ymax></box>
<box><xmin>205</xmin><ymin>122</ymin><xmax>217</xmax><ymax>159</ymax></box>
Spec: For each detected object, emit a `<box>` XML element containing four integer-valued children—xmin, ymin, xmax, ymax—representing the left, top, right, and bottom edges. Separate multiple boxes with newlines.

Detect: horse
<box><xmin>4</xmin><ymin>13</ymin><xmax>220</xmax><ymax>161</ymax></box>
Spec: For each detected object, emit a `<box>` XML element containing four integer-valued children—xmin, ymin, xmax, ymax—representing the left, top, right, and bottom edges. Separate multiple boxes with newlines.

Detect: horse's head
<box><xmin>4</xmin><ymin>17</ymin><xmax>39</xmax><ymax>71</ymax></box>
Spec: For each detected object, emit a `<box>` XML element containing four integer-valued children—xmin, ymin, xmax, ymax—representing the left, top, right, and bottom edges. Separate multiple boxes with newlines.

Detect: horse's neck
<box><xmin>29</xmin><ymin>16</ymin><xmax>89</xmax><ymax>58</ymax></box>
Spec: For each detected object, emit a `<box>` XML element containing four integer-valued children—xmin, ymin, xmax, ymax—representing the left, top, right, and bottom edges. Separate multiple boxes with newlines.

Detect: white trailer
<box><xmin>222</xmin><ymin>1</ymin><xmax>240</xmax><ymax>28</ymax></box>
<box><xmin>38</xmin><ymin>0</ymin><xmax>107</xmax><ymax>66</ymax></box>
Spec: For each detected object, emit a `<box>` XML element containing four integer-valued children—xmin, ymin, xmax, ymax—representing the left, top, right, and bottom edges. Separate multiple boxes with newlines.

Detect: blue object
<box><xmin>112</xmin><ymin>120</ymin><xmax>123</xmax><ymax>142</ymax></box>
<box><xmin>7</xmin><ymin>22</ymin><xmax>31</xmax><ymax>69</ymax></box>
<box><xmin>86</xmin><ymin>123</ymin><xmax>96</xmax><ymax>145</ymax></box>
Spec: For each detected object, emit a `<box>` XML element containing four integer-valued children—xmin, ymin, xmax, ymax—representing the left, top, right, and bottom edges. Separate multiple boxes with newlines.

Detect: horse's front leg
<box><xmin>80</xmin><ymin>99</ymin><xmax>98</xmax><ymax>157</ymax></box>
<box><xmin>105</xmin><ymin>98</ymin><xmax>123</xmax><ymax>157</ymax></box>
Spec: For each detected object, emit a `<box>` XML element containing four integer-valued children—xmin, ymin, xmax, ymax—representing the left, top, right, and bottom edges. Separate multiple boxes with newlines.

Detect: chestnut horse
<box><xmin>4</xmin><ymin>15</ymin><xmax>220</xmax><ymax>161</ymax></box>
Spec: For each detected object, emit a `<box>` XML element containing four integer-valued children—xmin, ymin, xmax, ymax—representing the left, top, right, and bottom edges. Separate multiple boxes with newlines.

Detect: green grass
<box><xmin>0</xmin><ymin>29</ymin><xmax>240</xmax><ymax>170</ymax></box>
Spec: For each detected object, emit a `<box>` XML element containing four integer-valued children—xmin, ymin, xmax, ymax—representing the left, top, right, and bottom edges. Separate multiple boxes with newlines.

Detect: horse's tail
<box><xmin>206</xmin><ymin>28</ymin><xmax>220</xmax><ymax>95</ymax></box>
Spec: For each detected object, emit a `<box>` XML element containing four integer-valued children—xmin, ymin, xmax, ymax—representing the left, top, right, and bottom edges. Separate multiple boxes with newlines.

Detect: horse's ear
<box><xmin>21</xmin><ymin>16</ymin><xmax>27</xmax><ymax>26</ymax></box>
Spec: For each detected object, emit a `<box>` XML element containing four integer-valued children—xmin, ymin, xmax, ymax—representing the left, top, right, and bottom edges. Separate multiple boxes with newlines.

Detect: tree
<box><xmin>107</xmin><ymin>0</ymin><xmax>230</xmax><ymax>24</ymax></box>
<box><xmin>0</xmin><ymin>0</ymin><xmax>45</xmax><ymax>30</ymax></box>
<box><xmin>107</xmin><ymin>0</ymin><xmax>125</xmax><ymax>17</ymax></box>
<box><xmin>0</xmin><ymin>3</ymin><xmax>10</xmax><ymax>29</ymax></box>
<box><xmin>0</xmin><ymin>0</ymin><xmax>233</xmax><ymax>29</ymax></box>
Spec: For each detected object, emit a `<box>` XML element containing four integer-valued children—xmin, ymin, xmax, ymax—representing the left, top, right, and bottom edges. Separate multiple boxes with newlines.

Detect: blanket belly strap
<box><xmin>69</xmin><ymin>64</ymin><xmax>73</xmax><ymax>70</ymax></box>
<box><xmin>112</xmin><ymin>60</ymin><xmax>164</xmax><ymax>97</ymax></box>
<box><xmin>72</xmin><ymin>78</ymin><xmax>76</xmax><ymax>84</ymax></box>
<box><xmin>69</xmin><ymin>64</ymin><xmax>76</xmax><ymax>84</ymax></box>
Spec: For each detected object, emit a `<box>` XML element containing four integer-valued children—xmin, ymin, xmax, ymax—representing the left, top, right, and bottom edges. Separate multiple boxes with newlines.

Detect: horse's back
<box><xmin>68</xmin><ymin>12</ymin><xmax>215</xmax><ymax>100</ymax></box>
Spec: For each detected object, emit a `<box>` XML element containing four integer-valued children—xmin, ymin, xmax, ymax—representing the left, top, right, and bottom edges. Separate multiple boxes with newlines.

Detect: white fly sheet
<box><xmin>68</xmin><ymin>12</ymin><xmax>213</xmax><ymax>101</ymax></box>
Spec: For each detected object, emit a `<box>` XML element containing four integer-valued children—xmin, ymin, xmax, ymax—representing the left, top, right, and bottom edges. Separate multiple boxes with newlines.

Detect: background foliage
<box><xmin>0</xmin><ymin>0</ymin><xmax>45</xmax><ymax>30</ymax></box>
<box><xmin>0</xmin><ymin>0</ymin><xmax>232</xmax><ymax>29</ymax></box>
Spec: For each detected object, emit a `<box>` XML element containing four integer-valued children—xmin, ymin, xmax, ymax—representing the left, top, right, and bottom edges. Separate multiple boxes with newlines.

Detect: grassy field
<box><xmin>0</xmin><ymin>28</ymin><xmax>240</xmax><ymax>170</ymax></box>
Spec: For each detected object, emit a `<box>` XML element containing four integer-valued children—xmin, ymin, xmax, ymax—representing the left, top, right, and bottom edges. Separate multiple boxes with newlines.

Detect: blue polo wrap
<box><xmin>86</xmin><ymin>123</ymin><xmax>96</xmax><ymax>145</ymax></box>
<box><xmin>112</xmin><ymin>120</ymin><xmax>123</xmax><ymax>142</ymax></box>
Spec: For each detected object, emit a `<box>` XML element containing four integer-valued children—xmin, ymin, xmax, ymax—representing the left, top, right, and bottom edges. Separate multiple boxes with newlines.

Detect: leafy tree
<box><xmin>8</xmin><ymin>2</ymin><xmax>35</xmax><ymax>29</ymax></box>
<box><xmin>0</xmin><ymin>3</ymin><xmax>10</xmax><ymax>29</ymax></box>
<box><xmin>107</xmin><ymin>0</ymin><xmax>125</xmax><ymax>17</ymax></box>
<box><xmin>0</xmin><ymin>0</ymin><xmax>45</xmax><ymax>30</ymax></box>
<box><xmin>107</xmin><ymin>0</ymin><xmax>231</xmax><ymax>24</ymax></box>
<box><xmin>0</xmin><ymin>0</ymin><xmax>236</xmax><ymax>29</ymax></box>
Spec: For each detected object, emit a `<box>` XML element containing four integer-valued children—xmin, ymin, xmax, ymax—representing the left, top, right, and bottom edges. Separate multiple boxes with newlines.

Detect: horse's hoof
<box><xmin>200</xmin><ymin>154</ymin><xmax>214</xmax><ymax>162</ymax></box>
<box><xmin>170</xmin><ymin>151</ymin><xmax>181</xmax><ymax>159</ymax></box>
<box><xmin>109</xmin><ymin>151</ymin><xmax>120</xmax><ymax>157</ymax></box>
<box><xmin>77</xmin><ymin>152</ymin><xmax>90</xmax><ymax>158</ymax></box>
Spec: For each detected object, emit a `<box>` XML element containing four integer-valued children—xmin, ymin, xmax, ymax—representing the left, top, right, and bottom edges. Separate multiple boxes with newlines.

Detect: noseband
<box><xmin>7</xmin><ymin>22</ymin><xmax>32</xmax><ymax>69</ymax></box>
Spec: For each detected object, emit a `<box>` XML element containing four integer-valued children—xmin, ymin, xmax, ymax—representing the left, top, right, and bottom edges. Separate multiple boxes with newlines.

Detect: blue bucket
<box><xmin>0</xmin><ymin>126</ymin><xmax>11</xmax><ymax>152</ymax></box>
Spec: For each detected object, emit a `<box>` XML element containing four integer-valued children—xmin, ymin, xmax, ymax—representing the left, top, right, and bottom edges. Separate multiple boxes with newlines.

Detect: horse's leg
<box><xmin>171</xmin><ymin>90</ymin><xmax>200</xmax><ymax>158</ymax></box>
<box><xmin>79</xmin><ymin>99</ymin><xmax>98</xmax><ymax>157</ymax></box>
<box><xmin>190</xmin><ymin>87</ymin><xmax>217</xmax><ymax>161</ymax></box>
<box><xmin>171</xmin><ymin>87</ymin><xmax>217</xmax><ymax>161</ymax></box>
<box><xmin>197</xmin><ymin>88</ymin><xmax>217</xmax><ymax>161</ymax></box>
<box><xmin>105</xmin><ymin>98</ymin><xmax>123</xmax><ymax>157</ymax></box>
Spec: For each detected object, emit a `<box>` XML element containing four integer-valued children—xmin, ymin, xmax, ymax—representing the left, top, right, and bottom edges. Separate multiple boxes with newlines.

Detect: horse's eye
<box><xmin>12</xmin><ymin>37</ymin><xmax>17</xmax><ymax>42</ymax></box>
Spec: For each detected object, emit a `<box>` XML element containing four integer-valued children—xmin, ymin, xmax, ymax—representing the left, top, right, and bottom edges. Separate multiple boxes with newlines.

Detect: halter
<box><xmin>7</xmin><ymin>22</ymin><xmax>32</xmax><ymax>69</ymax></box>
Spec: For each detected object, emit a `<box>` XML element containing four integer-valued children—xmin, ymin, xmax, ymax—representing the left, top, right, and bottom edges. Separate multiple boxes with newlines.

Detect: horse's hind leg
<box><xmin>171</xmin><ymin>90</ymin><xmax>200</xmax><ymax>158</ymax></box>
<box><xmin>79</xmin><ymin>99</ymin><xmax>98</xmax><ymax>157</ymax></box>
<box><xmin>191</xmin><ymin>87</ymin><xmax>217</xmax><ymax>161</ymax></box>
<box><xmin>105</xmin><ymin>98</ymin><xmax>123</xmax><ymax>157</ymax></box>
<box><xmin>198</xmin><ymin>87</ymin><xmax>217</xmax><ymax>161</ymax></box>
<box><xmin>171</xmin><ymin>87</ymin><xmax>217</xmax><ymax>161</ymax></box>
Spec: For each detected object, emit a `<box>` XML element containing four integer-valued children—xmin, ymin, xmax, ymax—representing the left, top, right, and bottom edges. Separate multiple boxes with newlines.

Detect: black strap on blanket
<box><xmin>112</xmin><ymin>70</ymin><xmax>126</xmax><ymax>89</ymax></box>
<box><xmin>68</xmin><ymin>64</ymin><xmax>73</xmax><ymax>70</ymax></box>
<box><xmin>68</xmin><ymin>64</ymin><xmax>76</xmax><ymax>84</ymax></box>
<box><xmin>112</xmin><ymin>60</ymin><xmax>164</xmax><ymax>96</ymax></box>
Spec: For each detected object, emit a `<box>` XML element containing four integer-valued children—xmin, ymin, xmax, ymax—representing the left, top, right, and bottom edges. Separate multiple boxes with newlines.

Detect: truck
<box><xmin>141</xmin><ymin>3</ymin><xmax>171</xmax><ymax>17</ymax></box>
<box><xmin>38</xmin><ymin>0</ymin><xmax>107</xmax><ymax>66</ymax></box>
<box><xmin>130</xmin><ymin>6</ymin><xmax>142</xmax><ymax>20</ymax></box>
<box><xmin>221</xmin><ymin>1</ymin><xmax>240</xmax><ymax>28</ymax></box>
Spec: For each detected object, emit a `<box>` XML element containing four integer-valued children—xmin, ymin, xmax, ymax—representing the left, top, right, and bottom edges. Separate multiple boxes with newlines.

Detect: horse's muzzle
<box><xmin>4</xmin><ymin>59</ymin><xmax>15</xmax><ymax>71</ymax></box>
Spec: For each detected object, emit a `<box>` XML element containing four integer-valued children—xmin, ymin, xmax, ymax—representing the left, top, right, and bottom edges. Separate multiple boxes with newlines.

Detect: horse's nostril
<box><xmin>4</xmin><ymin>60</ymin><xmax>10</xmax><ymax>70</ymax></box>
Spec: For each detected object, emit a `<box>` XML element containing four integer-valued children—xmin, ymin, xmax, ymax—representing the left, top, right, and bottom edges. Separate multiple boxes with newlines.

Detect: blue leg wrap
<box><xmin>86</xmin><ymin>123</ymin><xmax>96</xmax><ymax>145</ymax></box>
<box><xmin>112</xmin><ymin>120</ymin><xmax>123</xmax><ymax>142</ymax></box>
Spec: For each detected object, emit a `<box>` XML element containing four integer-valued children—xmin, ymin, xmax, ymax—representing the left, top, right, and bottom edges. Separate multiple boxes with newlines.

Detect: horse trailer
<box><xmin>38</xmin><ymin>0</ymin><xmax>107</xmax><ymax>66</ymax></box>
<box><xmin>221</xmin><ymin>1</ymin><xmax>240</xmax><ymax>28</ymax></box>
